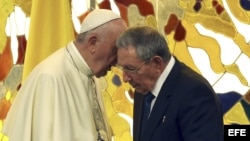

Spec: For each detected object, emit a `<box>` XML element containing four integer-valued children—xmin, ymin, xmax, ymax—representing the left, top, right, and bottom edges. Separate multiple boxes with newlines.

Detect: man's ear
<box><xmin>151</xmin><ymin>56</ymin><xmax>165</xmax><ymax>69</ymax></box>
<box><xmin>150</xmin><ymin>56</ymin><xmax>165</xmax><ymax>74</ymax></box>
<box><xmin>88</xmin><ymin>35</ymin><xmax>97</xmax><ymax>53</ymax></box>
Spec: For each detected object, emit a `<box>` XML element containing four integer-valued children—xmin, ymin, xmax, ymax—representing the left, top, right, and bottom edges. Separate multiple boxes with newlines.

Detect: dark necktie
<box><xmin>142</xmin><ymin>92</ymin><xmax>155</xmax><ymax>128</ymax></box>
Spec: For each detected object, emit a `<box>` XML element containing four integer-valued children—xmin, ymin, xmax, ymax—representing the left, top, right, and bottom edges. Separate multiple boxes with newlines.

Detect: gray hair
<box><xmin>116</xmin><ymin>26</ymin><xmax>171</xmax><ymax>62</ymax></box>
<box><xmin>76</xmin><ymin>32</ymin><xmax>88</xmax><ymax>43</ymax></box>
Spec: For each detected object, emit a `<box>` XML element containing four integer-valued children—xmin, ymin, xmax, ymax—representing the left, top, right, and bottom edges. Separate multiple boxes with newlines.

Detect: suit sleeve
<box><xmin>178</xmin><ymin>84</ymin><xmax>224</xmax><ymax>141</ymax></box>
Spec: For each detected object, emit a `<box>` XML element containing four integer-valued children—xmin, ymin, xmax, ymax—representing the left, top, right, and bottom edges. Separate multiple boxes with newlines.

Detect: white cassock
<box><xmin>2</xmin><ymin>41</ymin><xmax>111</xmax><ymax>141</ymax></box>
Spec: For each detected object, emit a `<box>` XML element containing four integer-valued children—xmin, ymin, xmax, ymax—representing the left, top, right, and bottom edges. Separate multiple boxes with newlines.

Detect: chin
<box><xmin>97</xmin><ymin>71</ymin><xmax>107</xmax><ymax>78</ymax></box>
<box><xmin>134</xmin><ymin>88</ymin><xmax>148</xmax><ymax>94</ymax></box>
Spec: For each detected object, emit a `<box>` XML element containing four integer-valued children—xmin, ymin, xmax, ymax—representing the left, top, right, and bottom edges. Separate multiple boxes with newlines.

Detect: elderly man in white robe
<box><xmin>2</xmin><ymin>9</ymin><xmax>127</xmax><ymax>141</ymax></box>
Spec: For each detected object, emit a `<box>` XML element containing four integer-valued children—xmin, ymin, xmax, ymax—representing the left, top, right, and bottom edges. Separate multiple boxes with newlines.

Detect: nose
<box><xmin>123</xmin><ymin>71</ymin><xmax>132</xmax><ymax>82</ymax></box>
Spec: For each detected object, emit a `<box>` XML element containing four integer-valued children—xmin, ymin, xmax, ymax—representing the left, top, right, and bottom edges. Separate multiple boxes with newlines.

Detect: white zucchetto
<box><xmin>80</xmin><ymin>9</ymin><xmax>121</xmax><ymax>33</ymax></box>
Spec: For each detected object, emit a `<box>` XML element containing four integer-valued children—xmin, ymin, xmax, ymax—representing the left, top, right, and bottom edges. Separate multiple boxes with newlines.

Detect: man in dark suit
<box><xmin>115</xmin><ymin>26</ymin><xmax>224</xmax><ymax>141</ymax></box>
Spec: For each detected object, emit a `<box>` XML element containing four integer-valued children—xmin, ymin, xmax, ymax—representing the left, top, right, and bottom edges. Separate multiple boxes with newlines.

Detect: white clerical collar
<box><xmin>151</xmin><ymin>56</ymin><xmax>175</xmax><ymax>97</ymax></box>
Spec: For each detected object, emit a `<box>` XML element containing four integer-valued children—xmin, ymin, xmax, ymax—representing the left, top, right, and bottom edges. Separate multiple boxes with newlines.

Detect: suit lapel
<box><xmin>141</xmin><ymin>59</ymin><xmax>182</xmax><ymax>141</ymax></box>
<box><xmin>141</xmin><ymin>87</ymin><xmax>172</xmax><ymax>140</ymax></box>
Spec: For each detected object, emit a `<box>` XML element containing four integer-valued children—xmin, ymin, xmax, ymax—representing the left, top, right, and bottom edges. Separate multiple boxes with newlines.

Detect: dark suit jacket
<box><xmin>133</xmin><ymin>58</ymin><xmax>224</xmax><ymax>141</ymax></box>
